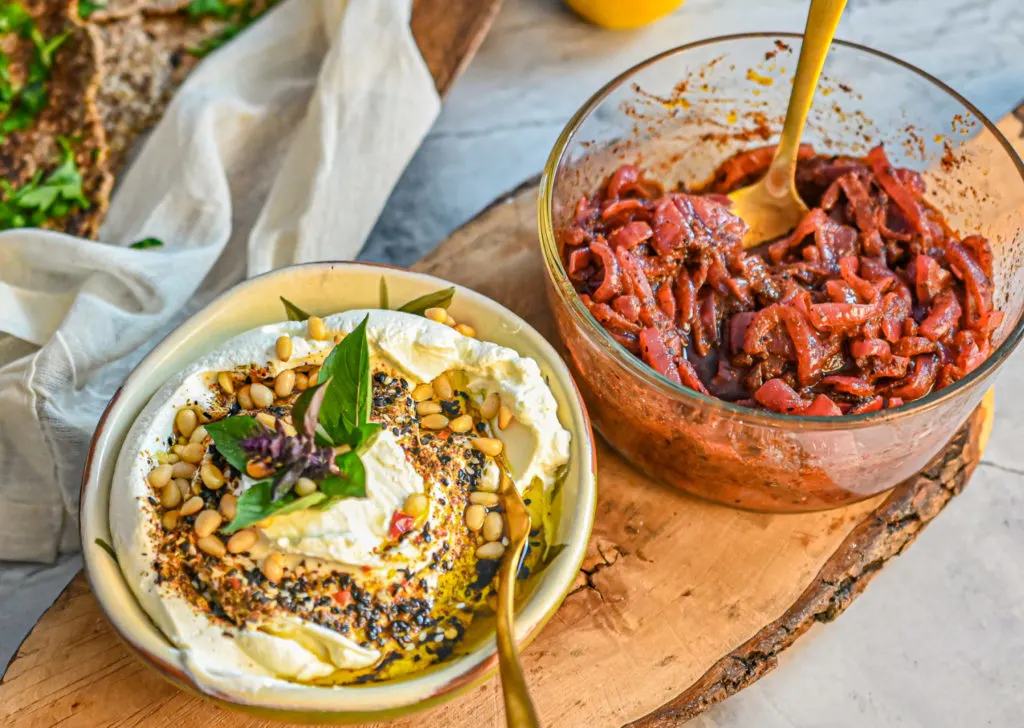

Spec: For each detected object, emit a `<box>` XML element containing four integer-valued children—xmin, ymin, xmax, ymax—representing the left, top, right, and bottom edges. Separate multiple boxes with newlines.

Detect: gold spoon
<box><xmin>495</xmin><ymin>470</ymin><xmax>540</xmax><ymax>728</ymax></box>
<box><xmin>728</xmin><ymin>0</ymin><xmax>848</xmax><ymax>248</ymax></box>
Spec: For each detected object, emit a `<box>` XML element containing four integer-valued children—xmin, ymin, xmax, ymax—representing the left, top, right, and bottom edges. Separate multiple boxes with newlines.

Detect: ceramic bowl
<box><xmin>80</xmin><ymin>262</ymin><xmax>597</xmax><ymax>722</ymax></box>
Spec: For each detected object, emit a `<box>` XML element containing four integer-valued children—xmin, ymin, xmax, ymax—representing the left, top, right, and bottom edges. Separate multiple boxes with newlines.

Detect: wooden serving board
<box><xmin>1</xmin><ymin>67</ymin><xmax>1022</xmax><ymax>728</ymax></box>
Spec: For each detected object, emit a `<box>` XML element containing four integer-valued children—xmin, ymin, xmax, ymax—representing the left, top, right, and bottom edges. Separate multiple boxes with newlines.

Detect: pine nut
<box><xmin>262</xmin><ymin>553</ymin><xmax>285</xmax><ymax>583</ymax></box>
<box><xmin>444</xmin><ymin>627</ymin><xmax>459</xmax><ymax>640</ymax></box>
<box><xmin>171</xmin><ymin>461</ymin><xmax>196</xmax><ymax>479</ymax></box>
<box><xmin>421</xmin><ymin>413</ymin><xmax>449</xmax><ymax>430</ymax></box>
<box><xmin>333</xmin><ymin>444</ymin><xmax>352</xmax><ymax>457</ymax></box>
<box><xmin>189</xmin><ymin>425</ymin><xmax>208</xmax><ymax>444</ymax></box>
<box><xmin>471</xmin><ymin>437</ymin><xmax>503</xmax><ymax>457</ymax></box>
<box><xmin>175</xmin><ymin>408</ymin><xmax>198</xmax><ymax>439</ymax></box>
<box><xmin>444</xmin><ymin>313</ymin><xmax>457</xmax><ymax>327</ymax></box>
<box><xmin>181</xmin><ymin>443</ymin><xmax>206</xmax><ymax>464</ymax></box>
<box><xmin>200</xmin><ymin>462</ymin><xmax>226</xmax><ymax>489</ymax></box>
<box><xmin>478</xmin><ymin>473</ymin><xmax>500</xmax><ymax>492</ymax></box>
<box><xmin>295</xmin><ymin>372</ymin><xmax>309</xmax><ymax>391</ymax></box>
<box><xmin>276</xmin><ymin>335</ymin><xmax>292</xmax><ymax>362</ymax></box>
<box><xmin>247</xmin><ymin>460</ymin><xmax>275</xmax><ymax>479</ymax></box>
<box><xmin>454</xmin><ymin>323</ymin><xmax>476</xmax><ymax>338</ymax></box>
<box><xmin>424</xmin><ymin>307</ymin><xmax>447</xmax><ymax>323</ymax></box>
<box><xmin>449</xmin><ymin>414</ymin><xmax>473</xmax><ymax>433</ymax></box>
<box><xmin>171</xmin><ymin>444</ymin><xmax>185</xmax><ymax>456</ymax></box>
<box><xmin>498</xmin><ymin>405</ymin><xmax>514</xmax><ymax>430</ymax></box>
<box><xmin>274</xmin><ymin>370</ymin><xmax>295</xmax><ymax>398</ymax></box>
<box><xmin>227</xmin><ymin>529</ymin><xmax>258</xmax><ymax>554</ymax></box>
<box><xmin>404</xmin><ymin>493</ymin><xmax>428</xmax><ymax>518</ymax></box>
<box><xmin>217</xmin><ymin>372</ymin><xmax>235</xmax><ymax>395</ymax></box>
<box><xmin>197</xmin><ymin>535</ymin><xmax>226</xmax><ymax>558</ymax></box>
<box><xmin>432</xmin><ymin>373</ymin><xmax>453</xmax><ymax>400</ymax></box>
<box><xmin>236</xmin><ymin>385</ymin><xmax>253</xmax><ymax>409</ymax></box>
<box><xmin>308</xmin><ymin>367</ymin><xmax>320</xmax><ymax>386</ymax></box>
<box><xmin>483</xmin><ymin>511</ymin><xmax>504</xmax><ymax>541</ymax></box>
<box><xmin>281</xmin><ymin>421</ymin><xmax>297</xmax><ymax>437</ymax></box>
<box><xmin>411</xmin><ymin>383</ymin><xmax>434</xmax><ymax>402</ymax></box>
<box><xmin>416</xmin><ymin>401</ymin><xmax>442</xmax><ymax>416</ymax></box>
<box><xmin>255</xmin><ymin>412</ymin><xmax>277</xmax><ymax>429</ymax></box>
<box><xmin>480</xmin><ymin>393</ymin><xmax>500</xmax><ymax>420</ymax></box>
<box><xmin>469</xmin><ymin>491</ymin><xmax>499</xmax><ymax>507</ymax></box>
<box><xmin>194</xmin><ymin>510</ymin><xmax>223</xmax><ymax>538</ymax></box>
<box><xmin>219</xmin><ymin>493</ymin><xmax>237</xmax><ymax>521</ymax></box>
<box><xmin>250</xmin><ymin>382</ymin><xmax>274</xmax><ymax>408</ymax></box>
<box><xmin>166</xmin><ymin>453</ymin><xmax>180</xmax><ymax>464</ymax></box>
<box><xmin>160</xmin><ymin>482</ymin><xmax>182</xmax><ymax>508</ymax></box>
<box><xmin>464</xmin><ymin>504</ymin><xmax>486</xmax><ymax>531</ymax></box>
<box><xmin>162</xmin><ymin>510</ymin><xmax>179</xmax><ymax>531</ymax></box>
<box><xmin>180</xmin><ymin>496</ymin><xmax>204</xmax><ymax>517</ymax></box>
<box><xmin>147</xmin><ymin>464</ymin><xmax>173</xmax><ymax>489</ymax></box>
<box><xmin>294</xmin><ymin>477</ymin><xmax>317</xmax><ymax>497</ymax></box>
<box><xmin>173</xmin><ymin>478</ymin><xmax>192</xmax><ymax>499</ymax></box>
<box><xmin>476</xmin><ymin>542</ymin><xmax>505</xmax><ymax>559</ymax></box>
<box><xmin>308</xmin><ymin>316</ymin><xmax>327</xmax><ymax>341</ymax></box>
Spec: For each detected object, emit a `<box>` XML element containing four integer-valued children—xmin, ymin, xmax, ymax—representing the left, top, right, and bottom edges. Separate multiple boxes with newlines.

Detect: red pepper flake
<box><xmin>436</xmin><ymin>429</ymin><xmax>451</xmax><ymax>441</ymax></box>
<box><xmin>227</xmin><ymin>578</ymin><xmax>241</xmax><ymax>590</ymax></box>
<box><xmin>389</xmin><ymin>511</ymin><xmax>415</xmax><ymax>539</ymax></box>
<box><xmin>332</xmin><ymin>589</ymin><xmax>352</xmax><ymax>606</ymax></box>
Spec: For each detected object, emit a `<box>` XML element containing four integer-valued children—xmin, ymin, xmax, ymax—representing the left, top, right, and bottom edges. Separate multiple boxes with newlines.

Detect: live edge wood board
<box><xmin>1</xmin><ymin>64</ymin><xmax>1022</xmax><ymax>728</ymax></box>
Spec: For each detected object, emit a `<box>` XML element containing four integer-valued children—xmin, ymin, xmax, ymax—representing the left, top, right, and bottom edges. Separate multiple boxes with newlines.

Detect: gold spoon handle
<box><xmin>497</xmin><ymin>538</ymin><xmax>541</xmax><ymax>728</ymax></box>
<box><xmin>766</xmin><ymin>0</ymin><xmax>848</xmax><ymax>195</ymax></box>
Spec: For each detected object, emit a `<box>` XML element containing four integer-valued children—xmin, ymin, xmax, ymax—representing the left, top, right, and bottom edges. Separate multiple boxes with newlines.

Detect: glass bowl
<box><xmin>538</xmin><ymin>33</ymin><xmax>1024</xmax><ymax>512</ymax></box>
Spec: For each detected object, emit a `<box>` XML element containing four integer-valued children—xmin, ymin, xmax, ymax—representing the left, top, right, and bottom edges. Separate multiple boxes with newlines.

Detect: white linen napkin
<box><xmin>0</xmin><ymin>0</ymin><xmax>440</xmax><ymax>564</ymax></box>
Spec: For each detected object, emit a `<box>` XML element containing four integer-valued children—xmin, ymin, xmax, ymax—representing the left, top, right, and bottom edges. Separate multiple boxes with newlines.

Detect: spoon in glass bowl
<box><xmin>728</xmin><ymin>0</ymin><xmax>848</xmax><ymax>248</ymax></box>
<box><xmin>495</xmin><ymin>470</ymin><xmax>540</xmax><ymax>728</ymax></box>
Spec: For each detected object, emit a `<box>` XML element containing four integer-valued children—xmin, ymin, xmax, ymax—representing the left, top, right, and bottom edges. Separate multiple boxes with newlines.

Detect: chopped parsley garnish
<box><xmin>76</xmin><ymin>1</ymin><xmax>105</xmax><ymax>19</ymax></box>
<box><xmin>0</xmin><ymin>2</ymin><xmax>74</xmax><ymax>139</ymax></box>
<box><xmin>186</xmin><ymin>0</ymin><xmax>277</xmax><ymax>57</ymax></box>
<box><xmin>185</xmin><ymin>0</ymin><xmax>234</xmax><ymax>20</ymax></box>
<box><xmin>129</xmin><ymin>237</ymin><xmax>164</xmax><ymax>249</ymax></box>
<box><xmin>0</xmin><ymin>136</ymin><xmax>88</xmax><ymax>229</ymax></box>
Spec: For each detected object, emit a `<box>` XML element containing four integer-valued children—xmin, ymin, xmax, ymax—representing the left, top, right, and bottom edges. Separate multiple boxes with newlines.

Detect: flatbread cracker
<box><xmin>0</xmin><ymin>1</ymin><xmax>113</xmax><ymax>238</ymax></box>
<box><xmin>95</xmin><ymin>1</ymin><xmax>277</xmax><ymax>174</ymax></box>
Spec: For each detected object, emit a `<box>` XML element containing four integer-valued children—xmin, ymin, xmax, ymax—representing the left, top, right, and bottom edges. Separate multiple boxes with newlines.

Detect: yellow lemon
<box><xmin>566</xmin><ymin>0</ymin><xmax>685</xmax><ymax>30</ymax></box>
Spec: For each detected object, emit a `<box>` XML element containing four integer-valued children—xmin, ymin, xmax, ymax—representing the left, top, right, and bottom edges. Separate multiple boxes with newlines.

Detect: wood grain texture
<box><xmin>0</xmin><ymin>178</ymin><xmax>993</xmax><ymax>728</ymax></box>
<box><xmin>411</xmin><ymin>0</ymin><xmax>504</xmax><ymax>96</ymax></box>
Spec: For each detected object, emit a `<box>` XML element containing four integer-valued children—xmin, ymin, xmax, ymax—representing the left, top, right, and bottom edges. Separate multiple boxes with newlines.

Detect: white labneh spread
<box><xmin>110</xmin><ymin>309</ymin><xmax>570</xmax><ymax>694</ymax></box>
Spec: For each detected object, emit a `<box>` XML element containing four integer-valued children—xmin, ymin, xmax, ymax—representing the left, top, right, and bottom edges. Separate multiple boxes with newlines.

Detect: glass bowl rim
<box><xmin>538</xmin><ymin>31</ymin><xmax>1024</xmax><ymax>429</ymax></box>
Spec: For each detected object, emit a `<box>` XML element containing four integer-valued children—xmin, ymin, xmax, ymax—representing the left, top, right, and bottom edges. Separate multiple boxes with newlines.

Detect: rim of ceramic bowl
<box><xmin>79</xmin><ymin>261</ymin><xmax>598</xmax><ymax>719</ymax></box>
<box><xmin>538</xmin><ymin>31</ymin><xmax>1024</xmax><ymax>428</ymax></box>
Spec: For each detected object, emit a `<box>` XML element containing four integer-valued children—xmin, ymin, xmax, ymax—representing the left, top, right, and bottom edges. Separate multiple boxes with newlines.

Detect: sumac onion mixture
<box><xmin>559</xmin><ymin>144</ymin><xmax>1003</xmax><ymax>416</ymax></box>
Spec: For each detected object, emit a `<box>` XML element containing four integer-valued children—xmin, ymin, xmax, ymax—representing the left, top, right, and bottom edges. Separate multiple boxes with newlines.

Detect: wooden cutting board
<box><xmin>1</xmin><ymin>30</ymin><xmax>1022</xmax><ymax>728</ymax></box>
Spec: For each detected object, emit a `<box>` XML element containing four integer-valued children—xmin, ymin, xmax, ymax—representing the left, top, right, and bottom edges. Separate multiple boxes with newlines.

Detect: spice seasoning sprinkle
<box><xmin>144</xmin><ymin>364</ymin><xmax>540</xmax><ymax>684</ymax></box>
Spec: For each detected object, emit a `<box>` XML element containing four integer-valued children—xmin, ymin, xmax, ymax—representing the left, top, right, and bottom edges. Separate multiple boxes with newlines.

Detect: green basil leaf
<box><xmin>397</xmin><ymin>287</ymin><xmax>455</xmax><ymax>316</ymax></box>
<box><xmin>320</xmin><ymin>450</ymin><xmax>366</xmax><ymax>499</ymax></box>
<box><xmin>379</xmin><ymin>276</ymin><xmax>389</xmax><ymax>309</ymax></box>
<box><xmin>204</xmin><ymin>415</ymin><xmax>260</xmax><ymax>471</ymax></box>
<box><xmin>129</xmin><ymin>237</ymin><xmax>163</xmax><ymax>249</ymax></box>
<box><xmin>314</xmin><ymin>422</ymin><xmax>335</xmax><ymax>448</ymax></box>
<box><xmin>272</xmin><ymin>492</ymin><xmax>326</xmax><ymax>518</ymax></box>
<box><xmin>291</xmin><ymin>378</ymin><xmax>329</xmax><ymax>438</ymax></box>
<box><xmin>222</xmin><ymin>480</ymin><xmax>273</xmax><ymax>533</ymax></box>
<box><xmin>280</xmin><ymin>296</ymin><xmax>310</xmax><ymax>321</ymax></box>
<box><xmin>318</xmin><ymin>315</ymin><xmax>371</xmax><ymax>438</ymax></box>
